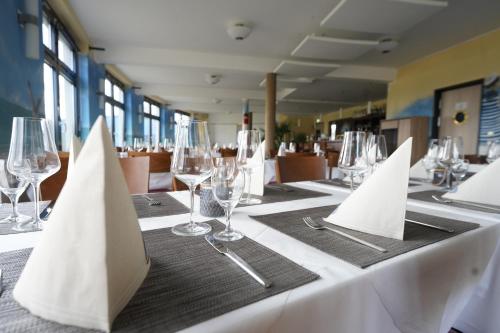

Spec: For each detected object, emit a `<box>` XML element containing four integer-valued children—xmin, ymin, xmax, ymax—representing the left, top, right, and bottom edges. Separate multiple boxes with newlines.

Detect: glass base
<box><xmin>240</xmin><ymin>197</ymin><xmax>262</xmax><ymax>205</ymax></box>
<box><xmin>12</xmin><ymin>219</ymin><xmax>43</xmax><ymax>232</ymax></box>
<box><xmin>172</xmin><ymin>222</ymin><xmax>212</xmax><ymax>236</ymax></box>
<box><xmin>0</xmin><ymin>214</ymin><xmax>33</xmax><ymax>224</ymax></box>
<box><xmin>214</xmin><ymin>229</ymin><xmax>244</xmax><ymax>242</ymax></box>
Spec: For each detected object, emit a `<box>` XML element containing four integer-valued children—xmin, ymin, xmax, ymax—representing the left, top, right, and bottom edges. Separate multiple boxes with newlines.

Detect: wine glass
<box><xmin>451</xmin><ymin>159</ymin><xmax>470</xmax><ymax>185</ymax></box>
<box><xmin>486</xmin><ymin>140</ymin><xmax>500</xmax><ymax>164</ymax></box>
<box><xmin>236</xmin><ymin>130</ymin><xmax>263</xmax><ymax>205</ymax></box>
<box><xmin>133</xmin><ymin>137</ymin><xmax>144</xmax><ymax>152</ymax></box>
<box><xmin>0</xmin><ymin>159</ymin><xmax>32</xmax><ymax>225</ymax></box>
<box><xmin>7</xmin><ymin>117</ymin><xmax>60</xmax><ymax>231</ymax></box>
<box><xmin>171</xmin><ymin>120</ymin><xmax>213</xmax><ymax>236</ymax></box>
<box><xmin>366</xmin><ymin>134</ymin><xmax>388</xmax><ymax>172</ymax></box>
<box><xmin>438</xmin><ymin>136</ymin><xmax>463</xmax><ymax>190</ymax></box>
<box><xmin>421</xmin><ymin>139</ymin><xmax>440</xmax><ymax>182</ymax></box>
<box><xmin>338</xmin><ymin>131</ymin><xmax>369</xmax><ymax>192</ymax></box>
<box><xmin>211</xmin><ymin>157</ymin><xmax>245</xmax><ymax>241</ymax></box>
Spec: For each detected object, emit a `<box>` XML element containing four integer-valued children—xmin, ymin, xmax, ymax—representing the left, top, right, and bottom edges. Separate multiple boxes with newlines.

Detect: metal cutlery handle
<box><xmin>324</xmin><ymin>226</ymin><xmax>387</xmax><ymax>253</ymax></box>
<box><xmin>226</xmin><ymin>250</ymin><xmax>272</xmax><ymax>288</ymax></box>
<box><xmin>405</xmin><ymin>218</ymin><xmax>454</xmax><ymax>233</ymax></box>
<box><xmin>452</xmin><ymin>200</ymin><xmax>500</xmax><ymax>212</ymax></box>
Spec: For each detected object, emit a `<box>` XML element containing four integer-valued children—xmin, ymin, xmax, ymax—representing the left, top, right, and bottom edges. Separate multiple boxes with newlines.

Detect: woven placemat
<box><xmin>239</xmin><ymin>184</ymin><xmax>330</xmax><ymax>207</ymax></box>
<box><xmin>132</xmin><ymin>192</ymin><xmax>189</xmax><ymax>218</ymax></box>
<box><xmin>250</xmin><ymin>206</ymin><xmax>479</xmax><ymax>268</ymax></box>
<box><xmin>314</xmin><ymin>179</ymin><xmax>420</xmax><ymax>189</ymax></box>
<box><xmin>0</xmin><ymin>221</ymin><xmax>318</xmax><ymax>332</ymax></box>
<box><xmin>0</xmin><ymin>202</ymin><xmax>50</xmax><ymax>236</ymax></box>
<box><xmin>408</xmin><ymin>190</ymin><xmax>500</xmax><ymax>214</ymax></box>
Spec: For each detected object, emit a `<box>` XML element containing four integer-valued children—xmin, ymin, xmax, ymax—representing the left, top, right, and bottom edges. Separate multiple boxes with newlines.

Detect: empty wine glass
<box><xmin>438</xmin><ymin>136</ymin><xmax>463</xmax><ymax>190</ymax></box>
<box><xmin>171</xmin><ymin>120</ymin><xmax>213</xmax><ymax>236</ymax></box>
<box><xmin>451</xmin><ymin>159</ymin><xmax>470</xmax><ymax>185</ymax></box>
<box><xmin>366</xmin><ymin>134</ymin><xmax>388</xmax><ymax>172</ymax></box>
<box><xmin>486</xmin><ymin>140</ymin><xmax>500</xmax><ymax>164</ymax></box>
<box><xmin>7</xmin><ymin>117</ymin><xmax>60</xmax><ymax>231</ymax></box>
<box><xmin>236</xmin><ymin>130</ymin><xmax>263</xmax><ymax>205</ymax></box>
<box><xmin>421</xmin><ymin>139</ymin><xmax>440</xmax><ymax>182</ymax></box>
<box><xmin>211</xmin><ymin>157</ymin><xmax>245</xmax><ymax>241</ymax></box>
<box><xmin>338</xmin><ymin>131</ymin><xmax>369</xmax><ymax>192</ymax></box>
<box><xmin>133</xmin><ymin>137</ymin><xmax>144</xmax><ymax>151</ymax></box>
<box><xmin>0</xmin><ymin>159</ymin><xmax>32</xmax><ymax>225</ymax></box>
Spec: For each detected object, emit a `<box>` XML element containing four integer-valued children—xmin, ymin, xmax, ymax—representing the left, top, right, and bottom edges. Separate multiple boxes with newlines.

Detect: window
<box><xmin>42</xmin><ymin>5</ymin><xmax>78</xmax><ymax>151</ymax></box>
<box><xmin>143</xmin><ymin>98</ymin><xmax>161</xmax><ymax>144</ymax></box>
<box><xmin>104</xmin><ymin>75</ymin><xmax>125</xmax><ymax>147</ymax></box>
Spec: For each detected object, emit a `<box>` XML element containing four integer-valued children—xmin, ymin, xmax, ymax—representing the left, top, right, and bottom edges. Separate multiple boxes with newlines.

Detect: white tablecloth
<box><xmin>1</xmin><ymin>182</ymin><xmax>499</xmax><ymax>333</ymax></box>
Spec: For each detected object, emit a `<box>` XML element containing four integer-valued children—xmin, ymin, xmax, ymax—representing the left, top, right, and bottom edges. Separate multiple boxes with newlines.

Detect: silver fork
<box><xmin>303</xmin><ymin>216</ymin><xmax>387</xmax><ymax>253</ymax></box>
<box><xmin>143</xmin><ymin>194</ymin><xmax>161</xmax><ymax>206</ymax></box>
<box><xmin>432</xmin><ymin>195</ymin><xmax>500</xmax><ymax>212</ymax></box>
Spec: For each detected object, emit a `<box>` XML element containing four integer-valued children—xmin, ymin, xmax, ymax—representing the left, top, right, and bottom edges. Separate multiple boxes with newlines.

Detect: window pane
<box><xmin>114</xmin><ymin>107</ymin><xmax>125</xmax><ymax>147</ymax></box>
<box><xmin>42</xmin><ymin>16</ymin><xmax>53</xmax><ymax>50</ymax></box>
<box><xmin>58</xmin><ymin>34</ymin><xmax>75</xmax><ymax>71</ymax></box>
<box><xmin>144</xmin><ymin>117</ymin><xmax>151</xmax><ymax>141</ymax></box>
<box><xmin>43</xmin><ymin>63</ymin><xmax>56</xmax><ymax>136</ymax></box>
<box><xmin>113</xmin><ymin>85</ymin><xmax>124</xmax><ymax>104</ymax></box>
<box><xmin>58</xmin><ymin>75</ymin><xmax>76</xmax><ymax>151</ymax></box>
<box><xmin>152</xmin><ymin>119</ymin><xmax>160</xmax><ymax>144</ymax></box>
<box><xmin>143</xmin><ymin>101</ymin><xmax>150</xmax><ymax>114</ymax></box>
<box><xmin>151</xmin><ymin>105</ymin><xmax>160</xmax><ymax>117</ymax></box>
<box><xmin>105</xmin><ymin>102</ymin><xmax>113</xmax><ymax>136</ymax></box>
<box><xmin>105</xmin><ymin>79</ymin><xmax>112</xmax><ymax>97</ymax></box>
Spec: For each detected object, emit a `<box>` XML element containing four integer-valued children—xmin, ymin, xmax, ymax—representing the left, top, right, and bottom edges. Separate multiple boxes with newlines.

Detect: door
<box><xmin>438</xmin><ymin>84</ymin><xmax>482</xmax><ymax>154</ymax></box>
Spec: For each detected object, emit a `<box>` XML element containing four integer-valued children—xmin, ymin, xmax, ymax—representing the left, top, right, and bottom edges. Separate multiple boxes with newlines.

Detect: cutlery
<box><xmin>267</xmin><ymin>184</ymin><xmax>294</xmax><ymax>192</ymax></box>
<box><xmin>40</xmin><ymin>201</ymin><xmax>56</xmax><ymax>221</ymax></box>
<box><xmin>404</xmin><ymin>218</ymin><xmax>454</xmax><ymax>233</ymax></box>
<box><xmin>205</xmin><ymin>234</ymin><xmax>272</xmax><ymax>288</ymax></box>
<box><xmin>432</xmin><ymin>195</ymin><xmax>500</xmax><ymax>212</ymax></box>
<box><xmin>143</xmin><ymin>194</ymin><xmax>161</xmax><ymax>206</ymax></box>
<box><xmin>303</xmin><ymin>217</ymin><xmax>387</xmax><ymax>253</ymax></box>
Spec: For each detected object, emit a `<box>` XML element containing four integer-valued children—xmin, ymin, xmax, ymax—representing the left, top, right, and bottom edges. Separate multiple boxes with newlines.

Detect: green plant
<box><xmin>295</xmin><ymin>132</ymin><xmax>307</xmax><ymax>144</ymax></box>
<box><xmin>274</xmin><ymin>123</ymin><xmax>291</xmax><ymax>148</ymax></box>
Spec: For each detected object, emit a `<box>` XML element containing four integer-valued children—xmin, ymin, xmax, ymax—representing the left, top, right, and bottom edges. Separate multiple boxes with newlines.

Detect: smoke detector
<box><xmin>205</xmin><ymin>74</ymin><xmax>221</xmax><ymax>85</ymax></box>
<box><xmin>376</xmin><ymin>38</ymin><xmax>398</xmax><ymax>54</ymax></box>
<box><xmin>212</xmin><ymin>98</ymin><xmax>222</xmax><ymax>104</ymax></box>
<box><xmin>226</xmin><ymin>22</ymin><xmax>252</xmax><ymax>41</ymax></box>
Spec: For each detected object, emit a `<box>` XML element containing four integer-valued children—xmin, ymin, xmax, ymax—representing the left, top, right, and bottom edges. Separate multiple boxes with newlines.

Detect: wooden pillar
<box><xmin>264</xmin><ymin>73</ymin><xmax>276</xmax><ymax>158</ymax></box>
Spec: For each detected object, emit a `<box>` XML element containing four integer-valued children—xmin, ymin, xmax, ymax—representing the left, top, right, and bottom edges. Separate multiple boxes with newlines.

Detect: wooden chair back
<box><xmin>40</xmin><ymin>155</ymin><xmax>69</xmax><ymax>201</ymax></box>
<box><xmin>118</xmin><ymin>157</ymin><xmax>150</xmax><ymax>194</ymax></box>
<box><xmin>285</xmin><ymin>152</ymin><xmax>316</xmax><ymax>157</ymax></box>
<box><xmin>275</xmin><ymin>156</ymin><xmax>326</xmax><ymax>183</ymax></box>
<box><xmin>129</xmin><ymin>151</ymin><xmax>171</xmax><ymax>173</ymax></box>
<box><xmin>326</xmin><ymin>151</ymin><xmax>339</xmax><ymax>179</ymax></box>
<box><xmin>220</xmin><ymin>148</ymin><xmax>238</xmax><ymax>157</ymax></box>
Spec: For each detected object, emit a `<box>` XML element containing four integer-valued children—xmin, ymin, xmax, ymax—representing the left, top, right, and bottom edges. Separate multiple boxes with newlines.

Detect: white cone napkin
<box><xmin>13</xmin><ymin>116</ymin><xmax>150</xmax><ymax>332</ymax></box>
<box><xmin>409</xmin><ymin>159</ymin><xmax>428</xmax><ymax>179</ymax></box>
<box><xmin>67</xmin><ymin>135</ymin><xmax>82</xmax><ymax>177</ymax></box>
<box><xmin>324</xmin><ymin>138</ymin><xmax>413</xmax><ymax>240</ymax></box>
<box><xmin>443</xmin><ymin>157</ymin><xmax>500</xmax><ymax>206</ymax></box>
<box><xmin>244</xmin><ymin>140</ymin><xmax>265</xmax><ymax>196</ymax></box>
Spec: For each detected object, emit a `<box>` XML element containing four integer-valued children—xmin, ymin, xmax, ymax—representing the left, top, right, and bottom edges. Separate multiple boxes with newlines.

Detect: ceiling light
<box><xmin>205</xmin><ymin>74</ymin><xmax>221</xmax><ymax>85</ymax></box>
<box><xmin>376</xmin><ymin>38</ymin><xmax>398</xmax><ymax>54</ymax></box>
<box><xmin>226</xmin><ymin>23</ymin><xmax>252</xmax><ymax>41</ymax></box>
<box><xmin>212</xmin><ymin>98</ymin><xmax>222</xmax><ymax>104</ymax></box>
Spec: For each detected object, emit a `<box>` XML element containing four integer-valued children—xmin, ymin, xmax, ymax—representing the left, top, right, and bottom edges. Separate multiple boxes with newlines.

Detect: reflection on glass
<box><xmin>57</xmin><ymin>34</ymin><xmax>74</xmax><ymax>71</ymax></box>
<box><xmin>58</xmin><ymin>75</ymin><xmax>76</xmax><ymax>151</ymax></box>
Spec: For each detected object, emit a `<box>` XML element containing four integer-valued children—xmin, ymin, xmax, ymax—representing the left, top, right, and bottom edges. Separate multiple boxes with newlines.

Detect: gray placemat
<box><xmin>132</xmin><ymin>192</ymin><xmax>190</xmax><ymax>218</ymax></box>
<box><xmin>314</xmin><ymin>179</ymin><xmax>420</xmax><ymax>189</ymax></box>
<box><xmin>0</xmin><ymin>220</ymin><xmax>318</xmax><ymax>332</ymax></box>
<box><xmin>239</xmin><ymin>184</ymin><xmax>330</xmax><ymax>207</ymax></box>
<box><xmin>0</xmin><ymin>202</ymin><xmax>50</xmax><ymax>236</ymax></box>
<box><xmin>408</xmin><ymin>190</ymin><xmax>500</xmax><ymax>214</ymax></box>
<box><xmin>250</xmin><ymin>206</ymin><xmax>480</xmax><ymax>268</ymax></box>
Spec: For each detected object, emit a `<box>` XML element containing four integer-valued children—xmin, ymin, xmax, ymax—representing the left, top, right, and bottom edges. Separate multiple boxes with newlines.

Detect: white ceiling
<box><xmin>69</xmin><ymin>0</ymin><xmax>500</xmax><ymax>115</ymax></box>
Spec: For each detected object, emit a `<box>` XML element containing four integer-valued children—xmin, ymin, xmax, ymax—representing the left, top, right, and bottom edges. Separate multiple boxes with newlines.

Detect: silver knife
<box><xmin>40</xmin><ymin>201</ymin><xmax>55</xmax><ymax>221</ymax></box>
<box><xmin>205</xmin><ymin>234</ymin><xmax>272</xmax><ymax>288</ymax></box>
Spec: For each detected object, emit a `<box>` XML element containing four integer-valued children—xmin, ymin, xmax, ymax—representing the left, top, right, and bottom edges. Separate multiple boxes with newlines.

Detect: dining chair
<box><xmin>129</xmin><ymin>151</ymin><xmax>171</xmax><ymax>173</ymax></box>
<box><xmin>220</xmin><ymin>148</ymin><xmax>238</xmax><ymax>158</ymax></box>
<box><xmin>275</xmin><ymin>156</ymin><xmax>326</xmax><ymax>183</ymax></box>
<box><xmin>40</xmin><ymin>154</ymin><xmax>69</xmax><ymax>201</ymax></box>
<box><xmin>285</xmin><ymin>152</ymin><xmax>316</xmax><ymax>157</ymax></box>
<box><xmin>326</xmin><ymin>151</ymin><xmax>339</xmax><ymax>179</ymax></box>
<box><xmin>118</xmin><ymin>156</ymin><xmax>150</xmax><ymax>194</ymax></box>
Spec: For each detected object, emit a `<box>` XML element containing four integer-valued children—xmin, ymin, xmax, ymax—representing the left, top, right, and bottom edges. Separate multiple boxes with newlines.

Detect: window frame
<box><xmin>42</xmin><ymin>2</ymin><xmax>79</xmax><ymax>149</ymax></box>
<box><xmin>143</xmin><ymin>97</ymin><xmax>161</xmax><ymax>142</ymax></box>
<box><xmin>104</xmin><ymin>74</ymin><xmax>126</xmax><ymax>146</ymax></box>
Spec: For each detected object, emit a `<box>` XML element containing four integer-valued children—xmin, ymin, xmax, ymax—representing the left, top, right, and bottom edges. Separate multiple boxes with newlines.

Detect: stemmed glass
<box><xmin>211</xmin><ymin>157</ymin><xmax>245</xmax><ymax>241</ymax></box>
<box><xmin>338</xmin><ymin>131</ymin><xmax>369</xmax><ymax>192</ymax></box>
<box><xmin>451</xmin><ymin>159</ymin><xmax>470</xmax><ymax>187</ymax></box>
<box><xmin>438</xmin><ymin>136</ymin><xmax>463</xmax><ymax>190</ymax></box>
<box><xmin>133</xmin><ymin>137</ymin><xmax>144</xmax><ymax>152</ymax></box>
<box><xmin>422</xmin><ymin>139</ymin><xmax>440</xmax><ymax>182</ymax></box>
<box><xmin>0</xmin><ymin>159</ymin><xmax>32</xmax><ymax>225</ymax></box>
<box><xmin>366</xmin><ymin>134</ymin><xmax>388</xmax><ymax>172</ymax></box>
<box><xmin>486</xmin><ymin>140</ymin><xmax>500</xmax><ymax>164</ymax></box>
<box><xmin>171</xmin><ymin>120</ymin><xmax>213</xmax><ymax>236</ymax></box>
<box><xmin>7</xmin><ymin>117</ymin><xmax>60</xmax><ymax>231</ymax></box>
<box><xmin>236</xmin><ymin>130</ymin><xmax>263</xmax><ymax>205</ymax></box>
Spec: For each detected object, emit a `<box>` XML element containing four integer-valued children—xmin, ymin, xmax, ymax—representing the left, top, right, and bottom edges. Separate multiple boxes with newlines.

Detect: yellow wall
<box><xmin>387</xmin><ymin>28</ymin><xmax>500</xmax><ymax>119</ymax></box>
<box><xmin>277</xmin><ymin>114</ymin><xmax>316</xmax><ymax>135</ymax></box>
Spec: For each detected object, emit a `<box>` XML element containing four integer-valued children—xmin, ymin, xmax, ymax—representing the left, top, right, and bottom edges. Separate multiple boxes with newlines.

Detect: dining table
<box><xmin>0</xmin><ymin>180</ymin><xmax>498</xmax><ymax>333</ymax></box>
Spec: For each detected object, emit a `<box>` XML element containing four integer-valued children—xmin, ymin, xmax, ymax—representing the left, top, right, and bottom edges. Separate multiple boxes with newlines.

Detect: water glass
<box><xmin>171</xmin><ymin>120</ymin><xmax>213</xmax><ymax>236</ymax></box>
<box><xmin>338</xmin><ymin>131</ymin><xmax>369</xmax><ymax>192</ymax></box>
<box><xmin>0</xmin><ymin>159</ymin><xmax>32</xmax><ymax>225</ymax></box>
<box><xmin>438</xmin><ymin>136</ymin><xmax>463</xmax><ymax>189</ymax></box>
<box><xmin>366</xmin><ymin>134</ymin><xmax>388</xmax><ymax>171</ymax></box>
<box><xmin>451</xmin><ymin>159</ymin><xmax>470</xmax><ymax>184</ymax></box>
<box><xmin>7</xmin><ymin>117</ymin><xmax>60</xmax><ymax>231</ymax></box>
<box><xmin>133</xmin><ymin>137</ymin><xmax>144</xmax><ymax>151</ymax></box>
<box><xmin>422</xmin><ymin>139</ymin><xmax>440</xmax><ymax>182</ymax></box>
<box><xmin>487</xmin><ymin>140</ymin><xmax>500</xmax><ymax>164</ymax></box>
<box><xmin>236</xmin><ymin>130</ymin><xmax>263</xmax><ymax>205</ymax></box>
<box><xmin>211</xmin><ymin>158</ymin><xmax>245</xmax><ymax>241</ymax></box>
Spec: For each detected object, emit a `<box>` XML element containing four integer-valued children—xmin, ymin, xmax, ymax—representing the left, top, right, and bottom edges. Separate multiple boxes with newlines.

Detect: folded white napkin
<box><xmin>443</xmin><ymin>157</ymin><xmax>500</xmax><ymax>206</ymax></box>
<box><xmin>409</xmin><ymin>159</ymin><xmax>429</xmax><ymax>179</ymax></box>
<box><xmin>324</xmin><ymin>138</ymin><xmax>412</xmax><ymax>240</ymax></box>
<box><xmin>244</xmin><ymin>140</ymin><xmax>265</xmax><ymax>196</ymax></box>
<box><xmin>67</xmin><ymin>135</ymin><xmax>82</xmax><ymax>177</ymax></box>
<box><xmin>13</xmin><ymin>116</ymin><xmax>150</xmax><ymax>332</ymax></box>
<box><xmin>277</xmin><ymin>142</ymin><xmax>286</xmax><ymax>157</ymax></box>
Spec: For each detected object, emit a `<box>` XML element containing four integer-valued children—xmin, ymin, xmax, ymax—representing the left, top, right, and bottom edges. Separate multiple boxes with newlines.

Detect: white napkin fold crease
<box><xmin>67</xmin><ymin>135</ymin><xmax>82</xmax><ymax>177</ymax></box>
<box><xmin>244</xmin><ymin>140</ymin><xmax>265</xmax><ymax>196</ymax></box>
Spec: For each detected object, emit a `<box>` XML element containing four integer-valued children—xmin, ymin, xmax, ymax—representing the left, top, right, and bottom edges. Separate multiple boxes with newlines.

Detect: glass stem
<box><xmin>446</xmin><ymin>167</ymin><xmax>452</xmax><ymax>189</ymax></box>
<box><xmin>350</xmin><ymin>173</ymin><xmax>354</xmax><ymax>192</ymax></box>
<box><xmin>225</xmin><ymin>208</ymin><xmax>233</xmax><ymax>233</ymax></box>
<box><xmin>246</xmin><ymin>171</ymin><xmax>252</xmax><ymax>202</ymax></box>
<box><xmin>33</xmin><ymin>182</ymin><xmax>41</xmax><ymax>228</ymax></box>
<box><xmin>189</xmin><ymin>185</ymin><xmax>195</xmax><ymax>226</ymax></box>
<box><xmin>11</xmin><ymin>194</ymin><xmax>20</xmax><ymax>219</ymax></box>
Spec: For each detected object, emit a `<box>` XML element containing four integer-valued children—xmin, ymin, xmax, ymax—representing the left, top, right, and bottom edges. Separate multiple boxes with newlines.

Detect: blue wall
<box><xmin>161</xmin><ymin>107</ymin><xmax>175</xmax><ymax>141</ymax></box>
<box><xmin>0</xmin><ymin>0</ymin><xmax>43</xmax><ymax>152</ymax></box>
<box><xmin>125</xmin><ymin>88</ymin><xmax>144</xmax><ymax>145</ymax></box>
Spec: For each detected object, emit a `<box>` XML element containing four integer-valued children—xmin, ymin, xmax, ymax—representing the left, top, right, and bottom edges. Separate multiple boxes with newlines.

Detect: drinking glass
<box><xmin>421</xmin><ymin>139</ymin><xmax>440</xmax><ymax>182</ymax></box>
<box><xmin>451</xmin><ymin>159</ymin><xmax>470</xmax><ymax>185</ymax></box>
<box><xmin>438</xmin><ymin>136</ymin><xmax>463</xmax><ymax>190</ymax></box>
<box><xmin>366</xmin><ymin>134</ymin><xmax>388</xmax><ymax>172</ymax></box>
<box><xmin>7</xmin><ymin>117</ymin><xmax>60</xmax><ymax>231</ymax></box>
<box><xmin>133</xmin><ymin>137</ymin><xmax>144</xmax><ymax>151</ymax></box>
<box><xmin>236</xmin><ymin>130</ymin><xmax>263</xmax><ymax>205</ymax></box>
<box><xmin>338</xmin><ymin>131</ymin><xmax>369</xmax><ymax>192</ymax></box>
<box><xmin>211</xmin><ymin>158</ymin><xmax>245</xmax><ymax>241</ymax></box>
<box><xmin>0</xmin><ymin>159</ymin><xmax>32</xmax><ymax>225</ymax></box>
<box><xmin>171</xmin><ymin>120</ymin><xmax>213</xmax><ymax>236</ymax></box>
<box><xmin>486</xmin><ymin>140</ymin><xmax>500</xmax><ymax>164</ymax></box>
